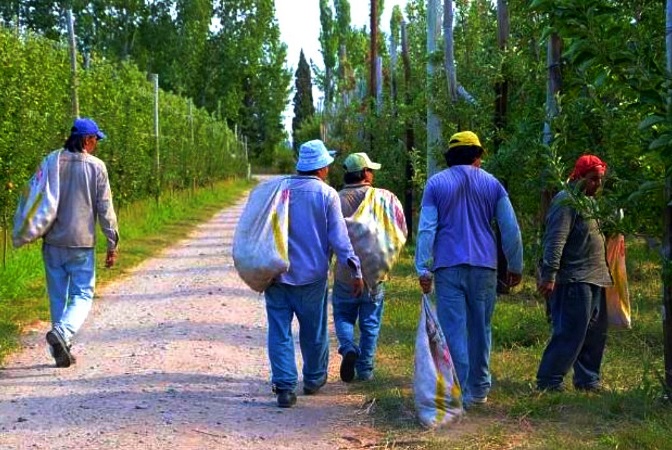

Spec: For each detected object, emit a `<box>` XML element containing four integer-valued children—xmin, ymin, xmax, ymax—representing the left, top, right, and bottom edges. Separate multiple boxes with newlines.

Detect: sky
<box><xmin>275</xmin><ymin>0</ymin><xmax>409</xmax><ymax>136</ymax></box>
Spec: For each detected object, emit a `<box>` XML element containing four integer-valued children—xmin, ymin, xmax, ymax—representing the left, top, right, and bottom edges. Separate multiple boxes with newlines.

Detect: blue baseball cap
<box><xmin>72</xmin><ymin>117</ymin><xmax>106</xmax><ymax>140</ymax></box>
<box><xmin>296</xmin><ymin>139</ymin><xmax>336</xmax><ymax>172</ymax></box>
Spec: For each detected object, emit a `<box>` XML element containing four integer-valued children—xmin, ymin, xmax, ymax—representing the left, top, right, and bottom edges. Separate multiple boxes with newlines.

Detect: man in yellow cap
<box><xmin>414</xmin><ymin>131</ymin><xmax>523</xmax><ymax>407</ymax></box>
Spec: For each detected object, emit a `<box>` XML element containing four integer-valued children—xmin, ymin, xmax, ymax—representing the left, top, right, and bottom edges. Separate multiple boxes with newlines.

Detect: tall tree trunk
<box><xmin>369</xmin><ymin>0</ymin><xmax>378</xmax><ymax>152</ymax></box>
<box><xmin>540</xmin><ymin>33</ymin><xmax>562</xmax><ymax>223</ymax></box>
<box><xmin>427</xmin><ymin>0</ymin><xmax>441</xmax><ymax>176</ymax></box>
<box><xmin>494</xmin><ymin>0</ymin><xmax>509</xmax><ymax>151</ymax></box>
<box><xmin>401</xmin><ymin>21</ymin><xmax>415</xmax><ymax>240</ymax></box>
<box><xmin>443</xmin><ymin>0</ymin><xmax>458</xmax><ymax>103</ymax></box>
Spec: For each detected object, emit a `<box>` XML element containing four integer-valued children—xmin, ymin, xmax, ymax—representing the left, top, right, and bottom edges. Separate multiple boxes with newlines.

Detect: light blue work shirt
<box><xmin>415</xmin><ymin>165</ymin><xmax>523</xmax><ymax>277</ymax></box>
<box><xmin>277</xmin><ymin>175</ymin><xmax>362</xmax><ymax>285</ymax></box>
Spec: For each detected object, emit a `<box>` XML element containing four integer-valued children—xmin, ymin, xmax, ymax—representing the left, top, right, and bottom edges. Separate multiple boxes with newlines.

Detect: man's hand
<box><xmin>352</xmin><ymin>278</ymin><xmax>364</xmax><ymax>297</ymax></box>
<box><xmin>418</xmin><ymin>275</ymin><xmax>433</xmax><ymax>294</ymax></box>
<box><xmin>506</xmin><ymin>272</ymin><xmax>522</xmax><ymax>288</ymax></box>
<box><xmin>537</xmin><ymin>280</ymin><xmax>555</xmax><ymax>300</ymax></box>
<box><xmin>105</xmin><ymin>249</ymin><xmax>118</xmax><ymax>268</ymax></box>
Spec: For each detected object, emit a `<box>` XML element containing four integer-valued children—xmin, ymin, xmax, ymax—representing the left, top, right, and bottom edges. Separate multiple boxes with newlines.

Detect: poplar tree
<box><xmin>292</xmin><ymin>50</ymin><xmax>315</xmax><ymax>150</ymax></box>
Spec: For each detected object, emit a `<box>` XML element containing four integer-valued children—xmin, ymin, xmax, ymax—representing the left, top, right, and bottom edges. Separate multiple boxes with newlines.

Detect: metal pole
<box><xmin>66</xmin><ymin>9</ymin><xmax>79</xmax><ymax>119</ymax></box>
<box><xmin>151</xmin><ymin>74</ymin><xmax>160</xmax><ymax>203</ymax></box>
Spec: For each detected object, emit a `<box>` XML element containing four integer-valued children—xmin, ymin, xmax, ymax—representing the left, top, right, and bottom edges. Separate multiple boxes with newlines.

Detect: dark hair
<box><xmin>344</xmin><ymin>169</ymin><xmax>366</xmax><ymax>184</ymax></box>
<box><xmin>444</xmin><ymin>145</ymin><xmax>483</xmax><ymax>167</ymax></box>
<box><xmin>64</xmin><ymin>131</ymin><xmax>87</xmax><ymax>153</ymax></box>
<box><xmin>297</xmin><ymin>169</ymin><xmax>321</xmax><ymax>176</ymax></box>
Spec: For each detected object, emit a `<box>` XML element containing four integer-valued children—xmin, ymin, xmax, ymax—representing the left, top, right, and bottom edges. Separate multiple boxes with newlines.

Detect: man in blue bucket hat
<box><xmin>264</xmin><ymin>139</ymin><xmax>363</xmax><ymax>408</ymax></box>
<box><xmin>43</xmin><ymin>117</ymin><xmax>119</xmax><ymax>368</ymax></box>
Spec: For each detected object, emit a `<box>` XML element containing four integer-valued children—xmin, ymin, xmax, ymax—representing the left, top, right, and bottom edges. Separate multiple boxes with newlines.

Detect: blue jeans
<box><xmin>537</xmin><ymin>283</ymin><xmax>608</xmax><ymax>389</ymax></box>
<box><xmin>434</xmin><ymin>265</ymin><xmax>497</xmax><ymax>404</ymax></box>
<box><xmin>42</xmin><ymin>244</ymin><xmax>96</xmax><ymax>344</ymax></box>
<box><xmin>332</xmin><ymin>280</ymin><xmax>385</xmax><ymax>379</ymax></box>
<box><xmin>264</xmin><ymin>278</ymin><xmax>329</xmax><ymax>392</ymax></box>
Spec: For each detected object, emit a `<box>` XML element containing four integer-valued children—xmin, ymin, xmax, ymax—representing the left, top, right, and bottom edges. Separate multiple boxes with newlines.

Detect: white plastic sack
<box><xmin>414</xmin><ymin>294</ymin><xmax>463</xmax><ymax>428</ymax></box>
<box><xmin>345</xmin><ymin>188</ymin><xmax>407</xmax><ymax>290</ymax></box>
<box><xmin>233</xmin><ymin>177</ymin><xmax>290</xmax><ymax>292</ymax></box>
<box><xmin>12</xmin><ymin>150</ymin><xmax>61</xmax><ymax>248</ymax></box>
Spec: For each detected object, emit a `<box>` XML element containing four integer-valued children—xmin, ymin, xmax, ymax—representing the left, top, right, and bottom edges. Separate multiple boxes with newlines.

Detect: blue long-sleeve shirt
<box><xmin>276</xmin><ymin>175</ymin><xmax>362</xmax><ymax>285</ymax></box>
<box><xmin>414</xmin><ymin>165</ymin><xmax>523</xmax><ymax>277</ymax></box>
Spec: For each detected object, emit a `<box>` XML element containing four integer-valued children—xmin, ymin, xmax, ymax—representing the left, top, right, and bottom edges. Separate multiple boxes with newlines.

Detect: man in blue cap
<box><xmin>264</xmin><ymin>139</ymin><xmax>363</xmax><ymax>408</ymax></box>
<box><xmin>43</xmin><ymin>117</ymin><xmax>119</xmax><ymax>368</ymax></box>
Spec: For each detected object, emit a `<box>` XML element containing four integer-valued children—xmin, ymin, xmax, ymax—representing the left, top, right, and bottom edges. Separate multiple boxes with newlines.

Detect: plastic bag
<box><xmin>233</xmin><ymin>177</ymin><xmax>290</xmax><ymax>292</ymax></box>
<box><xmin>345</xmin><ymin>188</ymin><xmax>407</xmax><ymax>290</ymax></box>
<box><xmin>605</xmin><ymin>234</ymin><xmax>631</xmax><ymax>329</ymax></box>
<box><xmin>414</xmin><ymin>294</ymin><xmax>463</xmax><ymax>428</ymax></box>
<box><xmin>12</xmin><ymin>150</ymin><xmax>61</xmax><ymax>248</ymax></box>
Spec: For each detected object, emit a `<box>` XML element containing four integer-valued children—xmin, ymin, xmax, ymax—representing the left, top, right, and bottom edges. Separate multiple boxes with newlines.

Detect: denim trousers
<box><xmin>332</xmin><ymin>280</ymin><xmax>385</xmax><ymax>379</ymax></box>
<box><xmin>42</xmin><ymin>244</ymin><xmax>96</xmax><ymax>344</ymax></box>
<box><xmin>434</xmin><ymin>265</ymin><xmax>497</xmax><ymax>404</ymax></box>
<box><xmin>264</xmin><ymin>278</ymin><xmax>329</xmax><ymax>392</ymax></box>
<box><xmin>537</xmin><ymin>283</ymin><xmax>608</xmax><ymax>390</ymax></box>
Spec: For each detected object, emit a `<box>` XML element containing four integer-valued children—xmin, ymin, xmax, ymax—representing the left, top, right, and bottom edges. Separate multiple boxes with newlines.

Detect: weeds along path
<box><xmin>0</xmin><ymin>177</ymin><xmax>380</xmax><ymax>450</ymax></box>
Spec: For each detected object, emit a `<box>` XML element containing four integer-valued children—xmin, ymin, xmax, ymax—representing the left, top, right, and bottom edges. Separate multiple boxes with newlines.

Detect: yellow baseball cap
<box><xmin>447</xmin><ymin>131</ymin><xmax>484</xmax><ymax>152</ymax></box>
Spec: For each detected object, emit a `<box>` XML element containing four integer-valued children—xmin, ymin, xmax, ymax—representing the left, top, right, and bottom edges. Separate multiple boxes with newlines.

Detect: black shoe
<box><xmin>276</xmin><ymin>390</ymin><xmax>297</xmax><ymax>408</ymax></box>
<box><xmin>537</xmin><ymin>384</ymin><xmax>564</xmax><ymax>393</ymax></box>
<box><xmin>303</xmin><ymin>379</ymin><xmax>326</xmax><ymax>395</ymax></box>
<box><xmin>46</xmin><ymin>329</ymin><xmax>74</xmax><ymax>368</ymax></box>
<box><xmin>575</xmin><ymin>383</ymin><xmax>602</xmax><ymax>393</ymax></box>
<box><xmin>340</xmin><ymin>350</ymin><xmax>357</xmax><ymax>383</ymax></box>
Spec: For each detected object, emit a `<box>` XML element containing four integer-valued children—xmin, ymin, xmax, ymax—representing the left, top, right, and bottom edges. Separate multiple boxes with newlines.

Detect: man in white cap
<box><xmin>332</xmin><ymin>152</ymin><xmax>406</xmax><ymax>383</ymax></box>
<box><xmin>264</xmin><ymin>139</ymin><xmax>363</xmax><ymax>408</ymax></box>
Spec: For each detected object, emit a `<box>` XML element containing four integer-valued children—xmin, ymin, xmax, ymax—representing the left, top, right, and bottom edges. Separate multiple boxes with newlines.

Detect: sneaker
<box><xmin>356</xmin><ymin>371</ymin><xmax>374</xmax><ymax>382</ymax></box>
<box><xmin>46</xmin><ymin>329</ymin><xmax>74</xmax><ymax>368</ymax></box>
<box><xmin>471</xmin><ymin>396</ymin><xmax>488</xmax><ymax>405</ymax></box>
<box><xmin>276</xmin><ymin>390</ymin><xmax>297</xmax><ymax>408</ymax></box>
<box><xmin>340</xmin><ymin>350</ymin><xmax>357</xmax><ymax>383</ymax></box>
<box><xmin>303</xmin><ymin>379</ymin><xmax>326</xmax><ymax>395</ymax></box>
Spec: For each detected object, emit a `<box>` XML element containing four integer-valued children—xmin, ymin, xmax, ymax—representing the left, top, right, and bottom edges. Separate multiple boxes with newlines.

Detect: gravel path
<box><xmin>0</xmin><ymin>181</ymin><xmax>380</xmax><ymax>449</ymax></box>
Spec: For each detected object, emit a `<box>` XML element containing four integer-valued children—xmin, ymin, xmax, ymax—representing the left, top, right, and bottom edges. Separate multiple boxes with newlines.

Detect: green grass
<box><xmin>0</xmin><ymin>177</ymin><xmax>255</xmax><ymax>363</ymax></box>
<box><xmin>353</xmin><ymin>240</ymin><xmax>672</xmax><ymax>449</ymax></box>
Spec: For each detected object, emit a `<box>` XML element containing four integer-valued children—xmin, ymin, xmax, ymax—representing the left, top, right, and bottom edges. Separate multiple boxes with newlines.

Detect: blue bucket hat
<box><xmin>296</xmin><ymin>139</ymin><xmax>336</xmax><ymax>172</ymax></box>
<box><xmin>72</xmin><ymin>117</ymin><xmax>106</xmax><ymax>140</ymax></box>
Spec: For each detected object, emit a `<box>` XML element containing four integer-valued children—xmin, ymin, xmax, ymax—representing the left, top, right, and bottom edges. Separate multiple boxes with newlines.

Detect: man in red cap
<box><xmin>536</xmin><ymin>154</ymin><xmax>612</xmax><ymax>392</ymax></box>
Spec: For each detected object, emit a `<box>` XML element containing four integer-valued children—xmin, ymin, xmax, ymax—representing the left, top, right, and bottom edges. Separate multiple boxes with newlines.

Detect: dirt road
<box><xmin>0</xmin><ymin>184</ymin><xmax>380</xmax><ymax>449</ymax></box>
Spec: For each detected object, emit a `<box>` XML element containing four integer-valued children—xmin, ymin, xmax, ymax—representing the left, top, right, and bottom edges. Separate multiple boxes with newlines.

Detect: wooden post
<box><xmin>401</xmin><ymin>21</ymin><xmax>415</xmax><ymax>241</ymax></box>
<box><xmin>426</xmin><ymin>0</ymin><xmax>442</xmax><ymax>177</ymax></box>
<box><xmin>151</xmin><ymin>74</ymin><xmax>160</xmax><ymax>203</ymax></box>
<box><xmin>66</xmin><ymin>9</ymin><xmax>80</xmax><ymax>119</ymax></box>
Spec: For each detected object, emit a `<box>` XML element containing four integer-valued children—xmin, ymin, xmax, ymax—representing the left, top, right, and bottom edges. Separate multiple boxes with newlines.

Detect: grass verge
<box><xmin>352</xmin><ymin>240</ymin><xmax>672</xmax><ymax>449</ymax></box>
<box><xmin>0</xmin><ymin>177</ymin><xmax>255</xmax><ymax>363</ymax></box>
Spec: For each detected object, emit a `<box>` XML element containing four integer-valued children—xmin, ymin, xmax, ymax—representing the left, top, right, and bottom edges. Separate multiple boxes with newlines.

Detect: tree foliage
<box><xmin>292</xmin><ymin>50</ymin><xmax>315</xmax><ymax>150</ymax></box>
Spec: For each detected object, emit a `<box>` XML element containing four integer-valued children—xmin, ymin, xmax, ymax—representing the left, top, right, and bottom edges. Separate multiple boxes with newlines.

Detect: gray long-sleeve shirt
<box><xmin>540</xmin><ymin>190</ymin><xmax>612</xmax><ymax>286</ymax></box>
<box><xmin>44</xmin><ymin>150</ymin><xmax>119</xmax><ymax>250</ymax></box>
